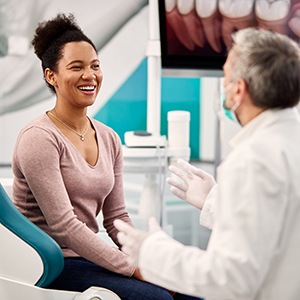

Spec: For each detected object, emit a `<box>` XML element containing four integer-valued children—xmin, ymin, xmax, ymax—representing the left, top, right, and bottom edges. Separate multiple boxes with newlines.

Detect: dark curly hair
<box><xmin>32</xmin><ymin>13</ymin><xmax>97</xmax><ymax>93</ymax></box>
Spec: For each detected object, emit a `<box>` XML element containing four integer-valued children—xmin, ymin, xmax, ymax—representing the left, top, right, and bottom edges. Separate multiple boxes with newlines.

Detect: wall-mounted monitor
<box><xmin>158</xmin><ymin>0</ymin><xmax>300</xmax><ymax>77</ymax></box>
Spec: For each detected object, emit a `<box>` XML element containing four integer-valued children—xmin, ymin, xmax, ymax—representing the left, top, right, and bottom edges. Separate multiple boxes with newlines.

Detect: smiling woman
<box><xmin>11</xmin><ymin>12</ymin><xmax>199</xmax><ymax>300</ymax></box>
<box><xmin>45</xmin><ymin>41</ymin><xmax>102</xmax><ymax>113</ymax></box>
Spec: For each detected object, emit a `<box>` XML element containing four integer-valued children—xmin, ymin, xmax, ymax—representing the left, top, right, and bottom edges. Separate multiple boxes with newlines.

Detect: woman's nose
<box><xmin>82</xmin><ymin>70</ymin><xmax>96</xmax><ymax>80</ymax></box>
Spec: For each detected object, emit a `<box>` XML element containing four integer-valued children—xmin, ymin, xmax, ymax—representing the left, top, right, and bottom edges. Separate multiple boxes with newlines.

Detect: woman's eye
<box><xmin>92</xmin><ymin>64</ymin><xmax>100</xmax><ymax>70</ymax></box>
<box><xmin>71</xmin><ymin>66</ymin><xmax>81</xmax><ymax>70</ymax></box>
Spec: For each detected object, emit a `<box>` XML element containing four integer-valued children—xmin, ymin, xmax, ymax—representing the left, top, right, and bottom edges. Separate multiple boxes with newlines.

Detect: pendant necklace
<box><xmin>48</xmin><ymin>111</ymin><xmax>89</xmax><ymax>141</ymax></box>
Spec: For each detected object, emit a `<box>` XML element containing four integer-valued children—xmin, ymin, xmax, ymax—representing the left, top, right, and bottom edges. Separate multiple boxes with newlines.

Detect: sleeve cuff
<box><xmin>200</xmin><ymin>184</ymin><xmax>218</xmax><ymax>230</ymax></box>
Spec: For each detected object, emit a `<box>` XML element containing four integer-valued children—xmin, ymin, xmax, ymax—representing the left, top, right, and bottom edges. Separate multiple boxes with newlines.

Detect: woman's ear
<box><xmin>45</xmin><ymin>68</ymin><xmax>56</xmax><ymax>87</ymax></box>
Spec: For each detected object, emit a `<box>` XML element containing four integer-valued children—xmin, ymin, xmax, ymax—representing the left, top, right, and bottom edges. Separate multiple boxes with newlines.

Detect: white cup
<box><xmin>167</xmin><ymin>110</ymin><xmax>190</xmax><ymax>149</ymax></box>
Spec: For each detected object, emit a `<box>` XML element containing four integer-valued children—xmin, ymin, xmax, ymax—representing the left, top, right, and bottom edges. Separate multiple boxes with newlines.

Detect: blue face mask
<box><xmin>220</xmin><ymin>81</ymin><xmax>240</xmax><ymax>124</ymax></box>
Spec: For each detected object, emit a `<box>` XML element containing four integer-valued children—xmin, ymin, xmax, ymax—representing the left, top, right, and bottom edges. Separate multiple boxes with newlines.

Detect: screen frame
<box><xmin>158</xmin><ymin>0</ymin><xmax>300</xmax><ymax>78</ymax></box>
<box><xmin>158</xmin><ymin>0</ymin><xmax>225</xmax><ymax>77</ymax></box>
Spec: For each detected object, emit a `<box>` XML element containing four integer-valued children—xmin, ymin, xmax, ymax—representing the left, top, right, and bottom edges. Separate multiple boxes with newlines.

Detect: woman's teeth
<box><xmin>79</xmin><ymin>86</ymin><xmax>95</xmax><ymax>91</ymax></box>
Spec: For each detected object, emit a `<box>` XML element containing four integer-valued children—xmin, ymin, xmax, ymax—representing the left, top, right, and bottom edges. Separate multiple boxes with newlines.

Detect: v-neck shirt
<box><xmin>12</xmin><ymin>113</ymin><xmax>135</xmax><ymax>276</ymax></box>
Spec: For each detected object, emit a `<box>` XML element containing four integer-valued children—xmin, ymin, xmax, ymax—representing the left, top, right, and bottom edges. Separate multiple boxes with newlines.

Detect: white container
<box><xmin>167</xmin><ymin>110</ymin><xmax>190</xmax><ymax>149</ymax></box>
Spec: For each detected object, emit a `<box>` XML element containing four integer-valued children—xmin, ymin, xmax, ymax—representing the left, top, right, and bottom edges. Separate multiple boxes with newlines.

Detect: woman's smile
<box><xmin>78</xmin><ymin>84</ymin><xmax>97</xmax><ymax>95</ymax></box>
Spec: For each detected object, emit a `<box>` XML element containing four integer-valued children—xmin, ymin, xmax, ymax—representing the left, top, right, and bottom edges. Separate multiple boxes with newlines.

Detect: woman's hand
<box><xmin>133</xmin><ymin>268</ymin><xmax>176</xmax><ymax>297</ymax></box>
<box><xmin>132</xmin><ymin>267</ymin><xmax>145</xmax><ymax>281</ymax></box>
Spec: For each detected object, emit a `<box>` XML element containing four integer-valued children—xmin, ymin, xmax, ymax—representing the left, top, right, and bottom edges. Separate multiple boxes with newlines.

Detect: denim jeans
<box><xmin>46</xmin><ymin>257</ymin><xmax>201</xmax><ymax>300</ymax></box>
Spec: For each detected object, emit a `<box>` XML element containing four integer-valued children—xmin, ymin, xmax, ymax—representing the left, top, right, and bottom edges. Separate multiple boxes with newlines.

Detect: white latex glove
<box><xmin>166</xmin><ymin>159</ymin><xmax>216</xmax><ymax>209</ymax></box>
<box><xmin>114</xmin><ymin>217</ymin><xmax>161</xmax><ymax>266</ymax></box>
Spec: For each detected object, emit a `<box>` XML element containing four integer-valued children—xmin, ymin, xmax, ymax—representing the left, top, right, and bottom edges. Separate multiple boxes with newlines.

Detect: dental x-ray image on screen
<box><xmin>158</xmin><ymin>0</ymin><xmax>300</xmax><ymax>76</ymax></box>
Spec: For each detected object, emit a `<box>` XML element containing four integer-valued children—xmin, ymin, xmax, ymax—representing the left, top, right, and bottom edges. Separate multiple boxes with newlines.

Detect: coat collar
<box><xmin>229</xmin><ymin>107</ymin><xmax>300</xmax><ymax>149</ymax></box>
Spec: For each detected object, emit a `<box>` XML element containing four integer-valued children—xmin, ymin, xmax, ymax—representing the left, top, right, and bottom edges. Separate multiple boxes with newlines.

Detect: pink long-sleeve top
<box><xmin>12</xmin><ymin>113</ymin><xmax>135</xmax><ymax>277</ymax></box>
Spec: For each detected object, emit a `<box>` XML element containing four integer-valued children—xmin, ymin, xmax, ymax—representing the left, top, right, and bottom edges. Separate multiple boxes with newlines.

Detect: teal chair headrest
<box><xmin>0</xmin><ymin>183</ymin><xmax>64</xmax><ymax>287</ymax></box>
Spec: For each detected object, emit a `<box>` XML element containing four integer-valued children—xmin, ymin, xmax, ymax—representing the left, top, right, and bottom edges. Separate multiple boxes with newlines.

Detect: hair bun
<box><xmin>32</xmin><ymin>13</ymin><xmax>83</xmax><ymax>60</ymax></box>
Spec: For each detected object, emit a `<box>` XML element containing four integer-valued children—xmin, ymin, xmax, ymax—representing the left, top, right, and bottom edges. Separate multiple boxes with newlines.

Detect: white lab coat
<box><xmin>139</xmin><ymin>108</ymin><xmax>300</xmax><ymax>300</ymax></box>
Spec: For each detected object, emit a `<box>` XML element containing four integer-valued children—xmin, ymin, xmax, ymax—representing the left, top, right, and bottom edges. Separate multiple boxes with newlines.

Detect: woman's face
<box><xmin>53</xmin><ymin>41</ymin><xmax>103</xmax><ymax>109</ymax></box>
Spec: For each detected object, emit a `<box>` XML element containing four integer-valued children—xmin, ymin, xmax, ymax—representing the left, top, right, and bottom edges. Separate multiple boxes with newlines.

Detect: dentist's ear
<box><xmin>235</xmin><ymin>78</ymin><xmax>248</xmax><ymax>102</ymax></box>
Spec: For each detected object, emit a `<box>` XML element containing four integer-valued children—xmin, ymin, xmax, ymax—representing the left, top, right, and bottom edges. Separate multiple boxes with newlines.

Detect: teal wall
<box><xmin>94</xmin><ymin>58</ymin><xmax>201</xmax><ymax>159</ymax></box>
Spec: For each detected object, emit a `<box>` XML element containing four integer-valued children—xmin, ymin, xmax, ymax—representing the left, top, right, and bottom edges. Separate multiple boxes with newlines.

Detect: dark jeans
<box><xmin>46</xmin><ymin>257</ymin><xmax>201</xmax><ymax>300</ymax></box>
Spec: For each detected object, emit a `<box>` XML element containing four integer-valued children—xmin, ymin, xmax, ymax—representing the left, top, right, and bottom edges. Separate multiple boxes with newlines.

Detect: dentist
<box><xmin>115</xmin><ymin>27</ymin><xmax>300</xmax><ymax>299</ymax></box>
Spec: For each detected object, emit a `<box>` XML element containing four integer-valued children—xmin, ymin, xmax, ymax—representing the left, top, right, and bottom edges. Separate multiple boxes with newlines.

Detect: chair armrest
<box><xmin>74</xmin><ymin>286</ymin><xmax>121</xmax><ymax>300</ymax></box>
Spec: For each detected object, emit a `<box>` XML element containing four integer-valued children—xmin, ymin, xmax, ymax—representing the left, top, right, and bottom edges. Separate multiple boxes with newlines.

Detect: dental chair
<box><xmin>0</xmin><ymin>183</ymin><xmax>121</xmax><ymax>300</ymax></box>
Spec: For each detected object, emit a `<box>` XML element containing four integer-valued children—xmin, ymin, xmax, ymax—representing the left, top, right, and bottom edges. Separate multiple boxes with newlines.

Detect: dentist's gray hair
<box><xmin>229</xmin><ymin>28</ymin><xmax>300</xmax><ymax>109</ymax></box>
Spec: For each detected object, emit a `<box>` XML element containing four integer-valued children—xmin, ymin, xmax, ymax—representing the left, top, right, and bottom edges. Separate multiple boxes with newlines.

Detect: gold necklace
<box><xmin>48</xmin><ymin>111</ymin><xmax>89</xmax><ymax>141</ymax></box>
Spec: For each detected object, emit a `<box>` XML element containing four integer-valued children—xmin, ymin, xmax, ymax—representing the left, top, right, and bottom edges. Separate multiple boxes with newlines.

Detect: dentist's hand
<box><xmin>166</xmin><ymin>159</ymin><xmax>216</xmax><ymax>210</ymax></box>
<box><xmin>114</xmin><ymin>217</ymin><xmax>161</xmax><ymax>266</ymax></box>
